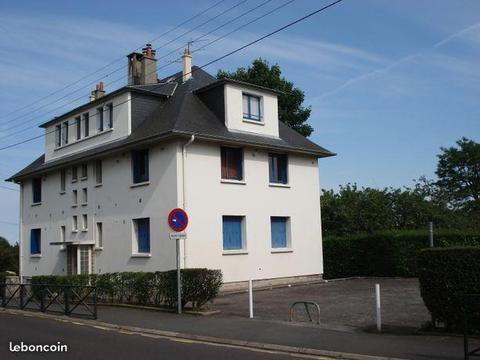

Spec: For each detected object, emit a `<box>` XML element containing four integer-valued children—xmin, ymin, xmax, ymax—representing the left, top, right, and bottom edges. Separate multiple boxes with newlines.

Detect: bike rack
<box><xmin>289</xmin><ymin>301</ymin><xmax>320</xmax><ymax>324</ymax></box>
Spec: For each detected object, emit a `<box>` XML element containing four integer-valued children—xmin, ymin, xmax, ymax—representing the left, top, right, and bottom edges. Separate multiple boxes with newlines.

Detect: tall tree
<box><xmin>436</xmin><ymin>137</ymin><xmax>480</xmax><ymax>211</ymax></box>
<box><xmin>0</xmin><ymin>237</ymin><xmax>18</xmax><ymax>273</ymax></box>
<box><xmin>217</xmin><ymin>58</ymin><xmax>314</xmax><ymax>137</ymax></box>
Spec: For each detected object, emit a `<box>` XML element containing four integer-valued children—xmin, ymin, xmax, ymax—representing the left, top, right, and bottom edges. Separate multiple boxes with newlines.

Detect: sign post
<box><xmin>168</xmin><ymin>208</ymin><xmax>189</xmax><ymax>315</ymax></box>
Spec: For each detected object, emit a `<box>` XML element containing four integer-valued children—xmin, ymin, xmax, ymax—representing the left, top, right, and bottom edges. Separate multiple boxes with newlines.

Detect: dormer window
<box><xmin>242</xmin><ymin>93</ymin><xmax>262</xmax><ymax>122</ymax></box>
<box><xmin>97</xmin><ymin>107</ymin><xmax>104</xmax><ymax>132</ymax></box>
<box><xmin>55</xmin><ymin>125</ymin><xmax>61</xmax><ymax>147</ymax></box>
<box><xmin>62</xmin><ymin>121</ymin><xmax>69</xmax><ymax>145</ymax></box>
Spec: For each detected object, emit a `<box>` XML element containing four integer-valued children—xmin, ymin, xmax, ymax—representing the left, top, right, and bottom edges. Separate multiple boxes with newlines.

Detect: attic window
<box><xmin>242</xmin><ymin>93</ymin><xmax>262</xmax><ymax>121</ymax></box>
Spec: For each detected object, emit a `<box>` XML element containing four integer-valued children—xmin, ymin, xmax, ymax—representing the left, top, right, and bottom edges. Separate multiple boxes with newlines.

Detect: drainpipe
<box><xmin>18</xmin><ymin>182</ymin><xmax>23</xmax><ymax>284</ymax></box>
<box><xmin>182</xmin><ymin>135</ymin><xmax>195</xmax><ymax>268</ymax></box>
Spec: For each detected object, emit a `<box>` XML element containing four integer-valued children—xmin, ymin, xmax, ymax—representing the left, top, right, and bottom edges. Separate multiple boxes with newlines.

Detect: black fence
<box><xmin>463</xmin><ymin>294</ymin><xmax>480</xmax><ymax>360</ymax></box>
<box><xmin>1</xmin><ymin>283</ymin><xmax>97</xmax><ymax>319</ymax></box>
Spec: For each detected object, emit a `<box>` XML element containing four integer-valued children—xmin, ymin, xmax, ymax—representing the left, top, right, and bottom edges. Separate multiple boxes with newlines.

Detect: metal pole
<box><xmin>429</xmin><ymin>222</ymin><xmax>434</xmax><ymax>248</ymax></box>
<box><xmin>176</xmin><ymin>238</ymin><xmax>182</xmax><ymax>315</ymax></box>
<box><xmin>375</xmin><ymin>283</ymin><xmax>381</xmax><ymax>332</ymax></box>
<box><xmin>249</xmin><ymin>279</ymin><xmax>253</xmax><ymax>319</ymax></box>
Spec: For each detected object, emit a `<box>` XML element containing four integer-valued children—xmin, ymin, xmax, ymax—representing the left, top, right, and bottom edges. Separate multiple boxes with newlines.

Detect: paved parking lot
<box><xmin>212</xmin><ymin>277</ymin><xmax>430</xmax><ymax>331</ymax></box>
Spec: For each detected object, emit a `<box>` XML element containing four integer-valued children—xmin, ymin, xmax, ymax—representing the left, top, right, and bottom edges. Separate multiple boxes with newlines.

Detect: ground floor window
<box><xmin>222</xmin><ymin>216</ymin><xmax>245</xmax><ymax>250</ymax></box>
<box><xmin>30</xmin><ymin>228</ymin><xmax>41</xmax><ymax>255</ymax></box>
<box><xmin>271</xmin><ymin>217</ymin><xmax>290</xmax><ymax>248</ymax></box>
<box><xmin>133</xmin><ymin>218</ymin><xmax>150</xmax><ymax>253</ymax></box>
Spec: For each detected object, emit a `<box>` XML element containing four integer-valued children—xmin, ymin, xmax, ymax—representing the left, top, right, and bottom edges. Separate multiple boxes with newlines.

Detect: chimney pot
<box><xmin>127</xmin><ymin>44</ymin><xmax>158</xmax><ymax>85</ymax></box>
<box><xmin>182</xmin><ymin>47</ymin><xmax>192</xmax><ymax>83</ymax></box>
<box><xmin>90</xmin><ymin>82</ymin><xmax>105</xmax><ymax>102</ymax></box>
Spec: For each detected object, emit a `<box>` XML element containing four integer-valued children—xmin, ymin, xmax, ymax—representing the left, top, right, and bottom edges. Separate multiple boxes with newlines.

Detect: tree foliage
<box><xmin>0</xmin><ymin>237</ymin><xmax>18</xmax><ymax>274</ymax></box>
<box><xmin>217</xmin><ymin>58</ymin><xmax>314</xmax><ymax>137</ymax></box>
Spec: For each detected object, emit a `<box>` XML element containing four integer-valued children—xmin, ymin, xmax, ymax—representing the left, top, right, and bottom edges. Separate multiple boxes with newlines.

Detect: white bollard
<box><xmin>375</xmin><ymin>283</ymin><xmax>382</xmax><ymax>332</ymax></box>
<box><xmin>249</xmin><ymin>279</ymin><xmax>253</xmax><ymax>319</ymax></box>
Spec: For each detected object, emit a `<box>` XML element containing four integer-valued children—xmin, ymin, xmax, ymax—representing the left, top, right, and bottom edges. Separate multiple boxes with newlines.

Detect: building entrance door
<box><xmin>66</xmin><ymin>245</ymin><xmax>93</xmax><ymax>275</ymax></box>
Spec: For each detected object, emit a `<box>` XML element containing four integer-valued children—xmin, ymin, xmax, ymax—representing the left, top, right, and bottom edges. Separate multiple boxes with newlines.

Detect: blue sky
<box><xmin>0</xmin><ymin>0</ymin><xmax>479</xmax><ymax>244</ymax></box>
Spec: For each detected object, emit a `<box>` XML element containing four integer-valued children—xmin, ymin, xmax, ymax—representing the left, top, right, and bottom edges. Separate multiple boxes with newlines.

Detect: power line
<box><xmin>0</xmin><ymin>0</ymin><xmax>227</xmax><ymax>124</ymax></box>
<box><xmin>0</xmin><ymin>0</ymin><xmax>248</xmax><ymax>133</ymax></box>
<box><xmin>0</xmin><ymin>0</ymin><xmax>344</xmax><ymax>153</ymax></box>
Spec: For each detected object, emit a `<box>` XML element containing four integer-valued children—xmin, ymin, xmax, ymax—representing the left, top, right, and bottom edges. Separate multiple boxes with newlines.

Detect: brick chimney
<box><xmin>182</xmin><ymin>47</ymin><xmax>193</xmax><ymax>82</ymax></box>
<box><xmin>90</xmin><ymin>82</ymin><xmax>105</xmax><ymax>102</ymax></box>
<box><xmin>127</xmin><ymin>44</ymin><xmax>158</xmax><ymax>85</ymax></box>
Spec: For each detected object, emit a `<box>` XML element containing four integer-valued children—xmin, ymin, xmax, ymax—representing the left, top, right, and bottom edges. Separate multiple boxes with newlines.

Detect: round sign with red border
<box><xmin>168</xmin><ymin>208</ymin><xmax>189</xmax><ymax>232</ymax></box>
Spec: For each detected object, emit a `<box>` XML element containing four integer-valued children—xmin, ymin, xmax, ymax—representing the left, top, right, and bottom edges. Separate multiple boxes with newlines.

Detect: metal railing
<box><xmin>463</xmin><ymin>294</ymin><xmax>480</xmax><ymax>360</ymax></box>
<box><xmin>1</xmin><ymin>283</ymin><xmax>97</xmax><ymax>319</ymax></box>
<box><xmin>289</xmin><ymin>301</ymin><xmax>321</xmax><ymax>324</ymax></box>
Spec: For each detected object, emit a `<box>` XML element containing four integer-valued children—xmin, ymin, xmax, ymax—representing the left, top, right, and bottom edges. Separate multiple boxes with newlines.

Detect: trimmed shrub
<box><xmin>418</xmin><ymin>247</ymin><xmax>480</xmax><ymax>331</ymax></box>
<box><xmin>323</xmin><ymin>229</ymin><xmax>480</xmax><ymax>279</ymax></box>
<box><xmin>30</xmin><ymin>268</ymin><xmax>222</xmax><ymax>310</ymax></box>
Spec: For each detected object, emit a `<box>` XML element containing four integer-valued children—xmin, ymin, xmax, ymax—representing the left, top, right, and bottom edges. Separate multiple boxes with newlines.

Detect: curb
<box><xmin>1</xmin><ymin>309</ymin><xmax>406</xmax><ymax>360</ymax></box>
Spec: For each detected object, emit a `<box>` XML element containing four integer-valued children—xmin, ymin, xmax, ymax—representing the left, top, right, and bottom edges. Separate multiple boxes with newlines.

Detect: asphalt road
<box><xmin>0</xmin><ymin>313</ymin><xmax>308</xmax><ymax>360</ymax></box>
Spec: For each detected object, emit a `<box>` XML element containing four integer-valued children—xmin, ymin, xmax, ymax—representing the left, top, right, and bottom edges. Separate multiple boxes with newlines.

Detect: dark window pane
<box><xmin>32</xmin><ymin>177</ymin><xmax>42</xmax><ymax>203</ymax></box>
<box><xmin>136</xmin><ymin>218</ymin><xmax>150</xmax><ymax>253</ymax></box>
<box><xmin>221</xmin><ymin>147</ymin><xmax>243</xmax><ymax>180</ymax></box>
<box><xmin>30</xmin><ymin>229</ymin><xmax>41</xmax><ymax>254</ymax></box>
<box><xmin>269</xmin><ymin>153</ymin><xmax>288</xmax><ymax>184</ymax></box>
<box><xmin>132</xmin><ymin>149</ymin><xmax>149</xmax><ymax>183</ymax></box>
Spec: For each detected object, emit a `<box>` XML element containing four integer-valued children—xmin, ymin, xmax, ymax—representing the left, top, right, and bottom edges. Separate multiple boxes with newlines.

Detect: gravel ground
<box><xmin>211</xmin><ymin>277</ymin><xmax>431</xmax><ymax>330</ymax></box>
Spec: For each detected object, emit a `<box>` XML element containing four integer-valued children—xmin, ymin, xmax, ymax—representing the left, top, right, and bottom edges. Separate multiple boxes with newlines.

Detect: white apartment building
<box><xmin>7</xmin><ymin>45</ymin><xmax>334</xmax><ymax>285</ymax></box>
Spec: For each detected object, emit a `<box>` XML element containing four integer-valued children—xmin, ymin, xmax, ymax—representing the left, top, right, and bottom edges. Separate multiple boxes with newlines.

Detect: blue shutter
<box><xmin>137</xmin><ymin>219</ymin><xmax>150</xmax><ymax>253</ymax></box>
<box><xmin>223</xmin><ymin>217</ymin><xmax>242</xmax><ymax>250</ymax></box>
<box><xmin>271</xmin><ymin>217</ymin><xmax>287</xmax><ymax>248</ymax></box>
<box><xmin>30</xmin><ymin>229</ymin><xmax>40</xmax><ymax>254</ymax></box>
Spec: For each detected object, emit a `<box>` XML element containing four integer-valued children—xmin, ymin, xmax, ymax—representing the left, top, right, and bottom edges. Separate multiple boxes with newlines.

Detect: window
<box><xmin>96</xmin><ymin>222</ymin><xmax>103</xmax><ymax>248</ymax></box>
<box><xmin>82</xmin><ymin>188</ymin><xmax>88</xmax><ymax>205</ymax></box>
<box><xmin>269</xmin><ymin>153</ymin><xmax>288</xmax><ymax>184</ymax></box>
<box><xmin>132</xmin><ymin>149</ymin><xmax>149</xmax><ymax>184</ymax></box>
<box><xmin>75</xmin><ymin>116</ymin><xmax>81</xmax><ymax>140</ymax></box>
<box><xmin>72</xmin><ymin>216</ymin><xmax>78</xmax><ymax>231</ymax></box>
<box><xmin>271</xmin><ymin>217</ymin><xmax>289</xmax><ymax>248</ymax></box>
<box><xmin>82</xmin><ymin>214</ymin><xmax>88</xmax><ymax>231</ymax></box>
<box><xmin>72</xmin><ymin>166</ymin><xmax>78</xmax><ymax>182</ymax></box>
<box><xmin>60</xmin><ymin>225</ymin><xmax>66</xmax><ymax>243</ymax></box>
<box><xmin>221</xmin><ymin>147</ymin><xmax>243</xmax><ymax>181</ymax></box>
<box><xmin>222</xmin><ymin>216</ymin><xmax>244</xmax><ymax>250</ymax></box>
<box><xmin>106</xmin><ymin>103</ymin><xmax>113</xmax><ymax>129</ymax></box>
<box><xmin>32</xmin><ymin>177</ymin><xmax>42</xmax><ymax>204</ymax></box>
<box><xmin>60</xmin><ymin>169</ymin><xmax>66</xmax><ymax>193</ymax></box>
<box><xmin>72</xmin><ymin>189</ymin><xmax>78</xmax><ymax>206</ymax></box>
<box><xmin>55</xmin><ymin>125</ymin><xmax>61</xmax><ymax>147</ymax></box>
<box><xmin>81</xmin><ymin>163</ymin><xmax>88</xmax><ymax>179</ymax></box>
<box><xmin>62</xmin><ymin>121</ymin><xmax>69</xmax><ymax>145</ymax></box>
<box><xmin>30</xmin><ymin>229</ymin><xmax>41</xmax><ymax>255</ymax></box>
<box><xmin>95</xmin><ymin>160</ymin><xmax>102</xmax><ymax>185</ymax></box>
<box><xmin>133</xmin><ymin>218</ymin><xmax>150</xmax><ymax>253</ymax></box>
<box><xmin>83</xmin><ymin>113</ymin><xmax>89</xmax><ymax>137</ymax></box>
<box><xmin>97</xmin><ymin>107</ymin><xmax>104</xmax><ymax>132</ymax></box>
<box><xmin>242</xmin><ymin>93</ymin><xmax>261</xmax><ymax>121</ymax></box>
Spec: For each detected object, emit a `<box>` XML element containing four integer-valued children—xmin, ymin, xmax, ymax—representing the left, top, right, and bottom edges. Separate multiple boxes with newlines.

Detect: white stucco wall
<box><xmin>183</xmin><ymin>142</ymin><xmax>323</xmax><ymax>283</ymax></box>
<box><xmin>224</xmin><ymin>84</ymin><xmax>279</xmax><ymax>138</ymax></box>
<box><xmin>20</xmin><ymin>141</ymin><xmax>179</xmax><ymax>277</ymax></box>
<box><xmin>44</xmin><ymin>92</ymin><xmax>131</xmax><ymax>162</ymax></box>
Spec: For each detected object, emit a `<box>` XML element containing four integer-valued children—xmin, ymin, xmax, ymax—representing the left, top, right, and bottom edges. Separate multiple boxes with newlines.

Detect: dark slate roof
<box><xmin>8</xmin><ymin>66</ymin><xmax>334</xmax><ymax>182</ymax></box>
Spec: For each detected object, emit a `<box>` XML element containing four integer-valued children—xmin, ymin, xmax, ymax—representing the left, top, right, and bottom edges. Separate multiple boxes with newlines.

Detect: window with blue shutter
<box><xmin>269</xmin><ymin>154</ymin><xmax>288</xmax><ymax>184</ymax></box>
<box><xmin>30</xmin><ymin>229</ymin><xmax>41</xmax><ymax>254</ymax></box>
<box><xmin>135</xmin><ymin>218</ymin><xmax>150</xmax><ymax>253</ymax></box>
<box><xmin>223</xmin><ymin>216</ymin><xmax>243</xmax><ymax>250</ymax></box>
<box><xmin>271</xmin><ymin>217</ymin><xmax>288</xmax><ymax>248</ymax></box>
<box><xmin>132</xmin><ymin>149</ymin><xmax>149</xmax><ymax>184</ymax></box>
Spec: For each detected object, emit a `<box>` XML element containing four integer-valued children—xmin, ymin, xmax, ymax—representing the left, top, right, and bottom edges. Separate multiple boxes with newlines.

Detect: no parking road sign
<box><xmin>168</xmin><ymin>208</ymin><xmax>189</xmax><ymax>232</ymax></box>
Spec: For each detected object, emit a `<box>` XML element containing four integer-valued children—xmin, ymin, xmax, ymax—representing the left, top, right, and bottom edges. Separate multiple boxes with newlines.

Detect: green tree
<box><xmin>436</xmin><ymin>137</ymin><xmax>480</xmax><ymax>212</ymax></box>
<box><xmin>0</xmin><ymin>237</ymin><xmax>18</xmax><ymax>273</ymax></box>
<box><xmin>217</xmin><ymin>58</ymin><xmax>314</xmax><ymax>136</ymax></box>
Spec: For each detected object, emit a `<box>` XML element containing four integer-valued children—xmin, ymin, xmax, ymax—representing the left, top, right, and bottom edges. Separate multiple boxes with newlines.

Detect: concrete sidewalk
<box><xmin>95</xmin><ymin>306</ymin><xmax>471</xmax><ymax>360</ymax></box>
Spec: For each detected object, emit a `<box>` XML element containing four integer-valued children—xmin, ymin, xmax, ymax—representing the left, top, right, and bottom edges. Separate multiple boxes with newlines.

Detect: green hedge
<box><xmin>31</xmin><ymin>269</ymin><xmax>222</xmax><ymax>310</ymax></box>
<box><xmin>323</xmin><ymin>229</ymin><xmax>480</xmax><ymax>279</ymax></box>
<box><xmin>418</xmin><ymin>247</ymin><xmax>480</xmax><ymax>331</ymax></box>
